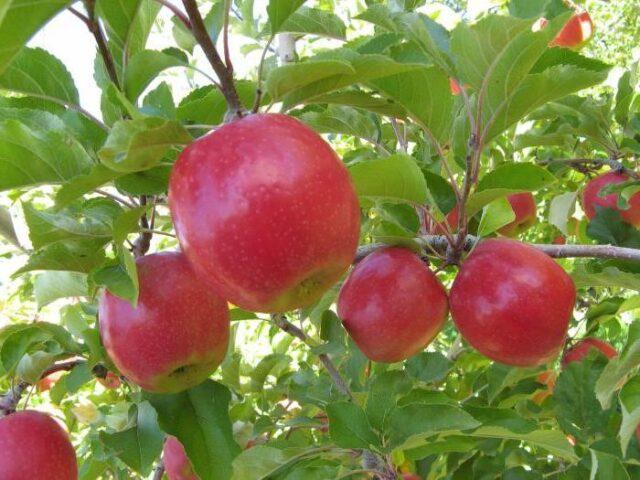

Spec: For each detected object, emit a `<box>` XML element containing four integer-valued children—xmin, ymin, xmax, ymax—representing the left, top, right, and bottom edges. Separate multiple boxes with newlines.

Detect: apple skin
<box><xmin>450</xmin><ymin>239</ymin><xmax>575</xmax><ymax>366</ymax></box>
<box><xmin>551</xmin><ymin>11</ymin><xmax>594</xmax><ymax>48</ymax></box>
<box><xmin>97</xmin><ymin>371</ymin><xmax>121</xmax><ymax>390</ymax></box>
<box><xmin>582</xmin><ymin>172</ymin><xmax>640</xmax><ymax>226</ymax></box>
<box><xmin>337</xmin><ymin>247</ymin><xmax>448</xmax><ymax>363</ymax></box>
<box><xmin>0</xmin><ymin>410</ymin><xmax>78</xmax><ymax>479</ymax></box>
<box><xmin>163</xmin><ymin>436</ymin><xmax>199</xmax><ymax>480</ymax></box>
<box><xmin>99</xmin><ymin>252</ymin><xmax>230</xmax><ymax>393</ymax></box>
<box><xmin>169</xmin><ymin>113</ymin><xmax>360</xmax><ymax>313</ymax></box>
<box><xmin>561</xmin><ymin>338</ymin><xmax>617</xmax><ymax>367</ymax></box>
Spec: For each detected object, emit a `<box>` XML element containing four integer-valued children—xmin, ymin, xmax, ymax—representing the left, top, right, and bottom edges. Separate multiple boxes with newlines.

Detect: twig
<box><xmin>539</xmin><ymin>158</ymin><xmax>640</xmax><ymax>180</ymax></box>
<box><xmin>252</xmin><ymin>35</ymin><xmax>275</xmax><ymax>112</ymax></box>
<box><xmin>152</xmin><ymin>462</ymin><xmax>165</xmax><ymax>480</ymax></box>
<box><xmin>155</xmin><ymin>0</ymin><xmax>191</xmax><ymax>29</ymax></box>
<box><xmin>390</xmin><ymin>118</ymin><xmax>407</xmax><ymax>153</ymax></box>
<box><xmin>83</xmin><ymin>0</ymin><xmax>121</xmax><ymax>89</ymax></box>
<box><xmin>67</xmin><ymin>6</ymin><xmax>91</xmax><ymax>26</ymax></box>
<box><xmin>222</xmin><ymin>0</ymin><xmax>233</xmax><ymax>70</ymax></box>
<box><xmin>133</xmin><ymin>196</ymin><xmax>153</xmax><ymax>257</ymax></box>
<box><xmin>181</xmin><ymin>0</ymin><xmax>245</xmax><ymax>118</ymax></box>
<box><xmin>94</xmin><ymin>189</ymin><xmax>138</xmax><ymax>209</ymax></box>
<box><xmin>140</xmin><ymin>228</ymin><xmax>176</xmax><ymax>238</ymax></box>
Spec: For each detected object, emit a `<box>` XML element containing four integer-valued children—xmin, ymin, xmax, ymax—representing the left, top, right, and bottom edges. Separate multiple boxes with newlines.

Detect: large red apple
<box><xmin>163</xmin><ymin>436</ymin><xmax>199</xmax><ymax>480</ymax></box>
<box><xmin>582</xmin><ymin>172</ymin><xmax>640</xmax><ymax>226</ymax></box>
<box><xmin>99</xmin><ymin>252</ymin><xmax>230</xmax><ymax>393</ymax></box>
<box><xmin>169</xmin><ymin>113</ymin><xmax>360</xmax><ymax>313</ymax></box>
<box><xmin>551</xmin><ymin>11</ymin><xmax>594</xmax><ymax>48</ymax></box>
<box><xmin>450</xmin><ymin>239</ymin><xmax>575</xmax><ymax>366</ymax></box>
<box><xmin>0</xmin><ymin>410</ymin><xmax>77</xmax><ymax>479</ymax></box>
<box><xmin>562</xmin><ymin>338</ymin><xmax>617</xmax><ymax>367</ymax></box>
<box><xmin>337</xmin><ymin>247</ymin><xmax>448</xmax><ymax>363</ymax></box>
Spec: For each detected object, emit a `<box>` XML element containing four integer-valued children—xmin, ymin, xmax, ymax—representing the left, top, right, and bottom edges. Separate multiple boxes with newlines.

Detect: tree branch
<box><xmin>132</xmin><ymin>196</ymin><xmax>153</xmax><ymax>258</ymax></box>
<box><xmin>152</xmin><ymin>462</ymin><xmax>165</xmax><ymax>480</ymax></box>
<box><xmin>83</xmin><ymin>0</ymin><xmax>121</xmax><ymax>89</ymax></box>
<box><xmin>181</xmin><ymin>0</ymin><xmax>244</xmax><ymax>118</ymax></box>
<box><xmin>540</xmin><ymin>158</ymin><xmax>640</xmax><ymax>180</ymax></box>
<box><xmin>155</xmin><ymin>0</ymin><xmax>191</xmax><ymax>29</ymax></box>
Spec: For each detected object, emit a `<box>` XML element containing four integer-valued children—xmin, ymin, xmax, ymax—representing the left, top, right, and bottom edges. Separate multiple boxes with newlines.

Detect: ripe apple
<box><xmin>169</xmin><ymin>113</ymin><xmax>360</xmax><ymax>313</ymax></box>
<box><xmin>99</xmin><ymin>252</ymin><xmax>230</xmax><ymax>393</ymax></box>
<box><xmin>36</xmin><ymin>370</ymin><xmax>65</xmax><ymax>392</ymax></box>
<box><xmin>97</xmin><ymin>371</ymin><xmax>121</xmax><ymax>390</ymax></box>
<box><xmin>337</xmin><ymin>247</ymin><xmax>448</xmax><ymax>363</ymax></box>
<box><xmin>450</xmin><ymin>239</ymin><xmax>575</xmax><ymax>366</ymax></box>
<box><xmin>163</xmin><ymin>436</ymin><xmax>199</xmax><ymax>480</ymax></box>
<box><xmin>582</xmin><ymin>172</ymin><xmax>640</xmax><ymax>226</ymax></box>
<box><xmin>551</xmin><ymin>11</ymin><xmax>594</xmax><ymax>48</ymax></box>
<box><xmin>0</xmin><ymin>410</ymin><xmax>77</xmax><ymax>479</ymax></box>
<box><xmin>561</xmin><ymin>338</ymin><xmax>617</xmax><ymax>367</ymax></box>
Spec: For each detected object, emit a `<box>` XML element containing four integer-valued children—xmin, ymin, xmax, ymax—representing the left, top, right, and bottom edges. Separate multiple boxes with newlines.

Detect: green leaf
<box><xmin>388</xmin><ymin>403</ymin><xmax>480</xmax><ymax>449</ymax></box>
<box><xmin>14</xmin><ymin>239</ymin><xmax>107</xmax><ymax>275</ymax></box>
<box><xmin>615</xmin><ymin>70</ymin><xmax>634</xmax><ymax>127</ymax></box>
<box><xmin>16</xmin><ymin>351</ymin><xmax>57</xmax><ymax>384</ymax></box>
<box><xmin>279</xmin><ymin>7</ymin><xmax>346</xmax><ymax>40</ymax></box>
<box><xmin>572</xmin><ymin>264</ymin><xmax>640</xmax><ymax>292</ymax></box>
<box><xmin>90</xmin><ymin>248</ymin><xmax>139</xmax><ymax>306</ymax></box>
<box><xmin>0</xmin><ymin>0</ymin><xmax>73</xmax><ymax>74</ymax></box>
<box><xmin>232</xmin><ymin>446</ymin><xmax>330</xmax><ymax>480</ymax></box>
<box><xmin>100</xmin><ymin>402</ymin><xmax>164</xmax><ymax>475</ymax></box>
<box><xmin>587</xmin><ymin>208</ymin><xmax>640</xmax><ymax>249</ymax></box>
<box><xmin>34</xmin><ymin>271</ymin><xmax>88</xmax><ymax>309</ymax></box>
<box><xmin>0</xmin><ymin>119</ymin><xmax>93</xmax><ymax>191</ymax></box>
<box><xmin>267</xmin><ymin>0</ymin><xmax>306</xmax><ymax>34</ymax></box>
<box><xmin>177</xmin><ymin>81</ymin><xmax>257</xmax><ymax>125</ymax></box>
<box><xmin>348</xmin><ymin>154</ymin><xmax>427</xmax><ymax>204</ymax></box>
<box><xmin>477</xmin><ymin>197</ymin><xmax>516</xmax><ymax>236</ymax></box>
<box><xmin>142</xmin><ymin>82</ymin><xmax>176</xmax><ymax>119</ymax></box>
<box><xmin>405</xmin><ymin>352</ymin><xmax>453</xmax><ymax>383</ymax></box>
<box><xmin>145</xmin><ymin>381</ymin><xmax>241</xmax><ymax>480</ymax></box>
<box><xmin>366</xmin><ymin>371</ymin><xmax>412</xmax><ymax>431</ymax></box>
<box><xmin>114</xmin><ymin>165</ymin><xmax>171</xmax><ymax>195</ymax></box>
<box><xmin>393</xmin><ymin>12</ymin><xmax>452</xmax><ymax>73</ymax></box>
<box><xmin>618</xmin><ymin>376</ymin><xmax>640</xmax><ymax>455</ymax></box>
<box><xmin>326</xmin><ymin>402</ymin><xmax>380</xmax><ymax>449</ymax></box>
<box><xmin>589</xmin><ymin>449</ymin><xmax>630</xmax><ymax>480</ymax></box>
<box><xmin>355</xmin><ymin>5</ymin><xmax>397</xmax><ymax>32</ymax></box>
<box><xmin>468</xmin><ymin>427</ymin><xmax>577</xmax><ymax>461</ymax></box>
<box><xmin>0</xmin><ymin>47</ymin><xmax>79</xmax><ymax>104</ymax></box>
<box><xmin>266</xmin><ymin>60</ymin><xmax>356</xmax><ymax>101</ymax></box>
<box><xmin>55</xmin><ymin>164</ymin><xmax>122</xmax><ymax>208</ymax></box>
<box><xmin>549</xmin><ymin>191</ymin><xmax>578</xmax><ymax>236</ymax></box>
<box><xmin>422</xmin><ymin>170</ymin><xmax>457</xmax><ymax>214</ymax></box>
<box><xmin>304</xmin><ymin>90</ymin><xmax>406</xmax><ymax>118</ymax></box>
<box><xmin>299</xmin><ymin>105</ymin><xmax>377</xmax><ymax>140</ymax></box>
<box><xmin>98</xmin><ymin>117</ymin><xmax>191</xmax><ymax>173</ymax></box>
<box><xmin>124</xmin><ymin>49</ymin><xmax>187</xmax><ymax>100</ymax></box>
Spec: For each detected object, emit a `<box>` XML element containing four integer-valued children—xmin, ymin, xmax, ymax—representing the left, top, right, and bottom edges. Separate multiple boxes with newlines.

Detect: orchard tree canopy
<box><xmin>3</xmin><ymin>0</ymin><xmax>640</xmax><ymax>479</ymax></box>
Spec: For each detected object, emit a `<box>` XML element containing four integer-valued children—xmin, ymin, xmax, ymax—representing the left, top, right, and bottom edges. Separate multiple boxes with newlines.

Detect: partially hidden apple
<box><xmin>551</xmin><ymin>11</ymin><xmax>594</xmax><ymax>48</ymax></box>
<box><xmin>169</xmin><ymin>113</ymin><xmax>360</xmax><ymax>313</ymax></box>
<box><xmin>337</xmin><ymin>247</ymin><xmax>448</xmax><ymax>363</ymax></box>
<box><xmin>36</xmin><ymin>370</ymin><xmax>65</xmax><ymax>392</ymax></box>
<box><xmin>532</xmin><ymin>370</ymin><xmax>557</xmax><ymax>405</ymax></box>
<box><xmin>582</xmin><ymin>171</ymin><xmax>640</xmax><ymax>226</ymax></box>
<box><xmin>403</xmin><ymin>475</ymin><xmax>422</xmax><ymax>480</ymax></box>
<box><xmin>163</xmin><ymin>436</ymin><xmax>199</xmax><ymax>480</ymax></box>
<box><xmin>0</xmin><ymin>410</ymin><xmax>78</xmax><ymax>479</ymax></box>
<box><xmin>99</xmin><ymin>252</ymin><xmax>230</xmax><ymax>393</ymax></box>
<box><xmin>450</xmin><ymin>239</ymin><xmax>575</xmax><ymax>366</ymax></box>
<box><xmin>562</xmin><ymin>338</ymin><xmax>617</xmax><ymax>367</ymax></box>
<box><xmin>97</xmin><ymin>371</ymin><xmax>121</xmax><ymax>390</ymax></box>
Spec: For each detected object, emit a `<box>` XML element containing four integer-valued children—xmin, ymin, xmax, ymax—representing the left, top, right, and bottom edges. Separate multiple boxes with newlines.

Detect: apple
<box><xmin>0</xmin><ymin>410</ymin><xmax>77</xmax><ymax>479</ymax></box>
<box><xmin>99</xmin><ymin>252</ymin><xmax>230</xmax><ymax>393</ymax></box>
<box><xmin>562</xmin><ymin>338</ymin><xmax>617</xmax><ymax>367</ymax></box>
<box><xmin>97</xmin><ymin>371</ymin><xmax>121</xmax><ymax>390</ymax></box>
<box><xmin>403</xmin><ymin>475</ymin><xmax>422</xmax><ymax>480</ymax></box>
<box><xmin>532</xmin><ymin>370</ymin><xmax>557</xmax><ymax>404</ymax></box>
<box><xmin>163</xmin><ymin>436</ymin><xmax>199</xmax><ymax>480</ymax></box>
<box><xmin>582</xmin><ymin>172</ymin><xmax>640</xmax><ymax>226</ymax></box>
<box><xmin>450</xmin><ymin>239</ymin><xmax>575</xmax><ymax>366</ymax></box>
<box><xmin>429</xmin><ymin>205</ymin><xmax>459</xmax><ymax>235</ymax></box>
<box><xmin>36</xmin><ymin>370</ymin><xmax>65</xmax><ymax>392</ymax></box>
<box><xmin>169</xmin><ymin>113</ymin><xmax>360</xmax><ymax>313</ymax></box>
<box><xmin>553</xmin><ymin>235</ymin><xmax>566</xmax><ymax>245</ymax></box>
<box><xmin>551</xmin><ymin>11</ymin><xmax>594</xmax><ymax>48</ymax></box>
<box><xmin>337</xmin><ymin>247</ymin><xmax>448</xmax><ymax>363</ymax></box>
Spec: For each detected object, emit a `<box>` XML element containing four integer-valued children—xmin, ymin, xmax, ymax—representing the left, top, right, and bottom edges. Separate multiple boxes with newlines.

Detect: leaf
<box><xmin>142</xmin><ymin>82</ymin><xmax>176</xmax><ymax>119</ymax></box>
<box><xmin>177</xmin><ymin>81</ymin><xmax>257</xmax><ymax>125</ymax></box>
<box><xmin>266</xmin><ymin>60</ymin><xmax>356</xmax><ymax>101</ymax></box>
<box><xmin>55</xmin><ymin>164</ymin><xmax>123</xmax><ymax>208</ymax></box>
<box><xmin>14</xmin><ymin>239</ymin><xmax>107</xmax><ymax>275</ymax></box>
<box><xmin>279</xmin><ymin>7</ymin><xmax>346</xmax><ymax>40</ymax></box>
<box><xmin>348</xmin><ymin>154</ymin><xmax>427</xmax><ymax>204</ymax></box>
<box><xmin>393</xmin><ymin>12</ymin><xmax>452</xmax><ymax>73</ymax></box>
<box><xmin>114</xmin><ymin>165</ymin><xmax>171</xmax><ymax>195</ymax></box>
<box><xmin>100</xmin><ymin>402</ymin><xmax>164</xmax><ymax>475</ymax></box>
<box><xmin>232</xmin><ymin>446</ymin><xmax>326</xmax><ymax>480</ymax></box>
<box><xmin>0</xmin><ymin>47</ymin><xmax>79</xmax><ymax>103</ymax></box>
<box><xmin>144</xmin><ymin>381</ymin><xmax>241</xmax><ymax>480</ymax></box>
<box><xmin>422</xmin><ymin>170</ymin><xmax>457</xmax><ymax>214</ymax></box>
<box><xmin>589</xmin><ymin>449</ymin><xmax>630</xmax><ymax>480</ymax></box>
<box><xmin>90</xmin><ymin>249</ymin><xmax>140</xmax><ymax>306</ymax></box>
<box><xmin>326</xmin><ymin>402</ymin><xmax>380</xmax><ymax>449</ymax></box>
<box><xmin>267</xmin><ymin>0</ymin><xmax>306</xmax><ymax>34</ymax></box>
<box><xmin>299</xmin><ymin>105</ymin><xmax>377</xmax><ymax>140</ymax></box>
<box><xmin>618</xmin><ymin>376</ymin><xmax>640</xmax><ymax>455</ymax></box>
<box><xmin>549</xmin><ymin>191</ymin><xmax>578</xmax><ymax>236</ymax></box>
<box><xmin>468</xmin><ymin>427</ymin><xmax>577</xmax><ymax>461</ymax></box>
<box><xmin>366</xmin><ymin>371</ymin><xmax>412</xmax><ymax>431</ymax></box>
<box><xmin>98</xmin><ymin>117</ymin><xmax>191</xmax><ymax>173</ymax></box>
<box><xmin>0</xmin><ymin>119</ymin><xmax>93</xmax><ymax>191</ymax></box>
<box><xmin>304</xmin><ymin>90</ymin><xmax>406</xmax><ymax>118</ymax></box>
<box><xmin>34</xmin><ymin>271</ymin><xmax>88</xmax><ymax>308</ymax></box>
<box><xmin>586</xmin><ymin>208</ymin><xmax>640</xmax><ymax>249</ymax></box>
<box><xmin>124</xmin><ymin>49</ymin><xmax>187</xmax><ymax>100</ymax></box>
<box><xmin>572</xmin><ymin>264</ymin><xmax>640</xmax><ymax>292</ymax></box>
<box><xmin>355</xmin><ymin>5</ymin><xmax>397</xmax><ymax>32</ymax></box>
<box><xmin>405</xmin><ymin>352</ymin><xmax>453</xmax><ymax>383</ymax></box>
<box><xmin>388</xmin><ymin>403</ymin><xmax>480</xmax><ymax>449</ymax></box>
<box><xmin>0</xmin><ymin>0</ymin><xmax>73</xmax><ymax>74</ymax></box>
<box><xmin>477</xmin><ymin>197</ymin><xmax>516</xmax><ymax>236</ymax></box>
<box><xmin>615</xmin><ymin>70</ymin><xmax>634</xmax><ymax>127</ymax></box>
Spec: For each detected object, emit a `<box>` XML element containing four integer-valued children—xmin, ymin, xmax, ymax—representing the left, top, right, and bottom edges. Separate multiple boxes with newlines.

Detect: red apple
<box><xmin>97</xmin><ymin>371</ymin><xmax>121</xmax><ymax>390</ymax></box>
<box><xmin>553</xmin><ymin>235</ymin><xmax>566</xmax><ymax>245</ymax></box>
<box><xmin>163</xmin><ymin>436</ymin><xmax>199</xmax><ymax>480</ymax></box>
<box><xmin>551</xmin><ymin>11</ymin><xmax>594</xmax><ymax>48</ymax></box>
<box><xmin>337</xmin><ymin>247</ymin><xmax>448</xmax><ymax>363</ymax></box>
<box><xmin>497</xmin><ymin>192</ymin><xmax>537</xmax><ymax>237</ymax></box>
<box><xmin>99</xmin><ymin>252</ymin><xmax>230</xmax><ymax>393</ymax></box>
<box><xmin>36</xmin><ymin>370</ymin><xmax>65</xmax><ymax>392</ymax></box>
<box><xmin>582</xmin><ymin>172</ymin><xmax>640</xmax><ymax>226</ymax></box>
<box><xmin>429</xmin><ymin>205</ymin><xmax>459</xmax><ymax>235</ymax></box>
<box><xmin>450</xmin><ymin>239</ymin><xmax>575</xmax><ymax>366</ymax></box>
<box><xmin>169</xmin><ymin>113</ymin><xmax>360</xmax><ymax>313</ymax></box>
<box><xmin>562</xmin><ymin>338</ymin><xmax>617</xmax><ymax>367</ymax></box>
<box><xmin>0</xmin><ymin>410</ymin><xmax>77</xmax><ymax>479</ymax></box>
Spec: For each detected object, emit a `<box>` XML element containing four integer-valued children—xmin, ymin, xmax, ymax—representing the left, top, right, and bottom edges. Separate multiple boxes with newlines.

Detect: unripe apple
<box><xmin>582</xmin><ymin>172</ymin><xmax>640</xmax><ymax>226</ymax></box>
<box><xmin>99</xmin><ymin>252</ymin><xmax>230</xmax><ymax>393</ymax></box>
<box><xmin>338</xmin><ymin>247</ymin><xmax>448</xmax><ymax>363</ymax></box>
<box><xmin>169</xmin><ymin>113</ymin><xmax>360</xmax><ymax>313</ymax></box>
<box><xmin>450</xmin><ymin>239</ymin><xmax>575</xmax><ymax>366</ymax></box>
<box><xmin>97</xmin><ymin>371</ymin><xmax>121</xmax><ymax>390</ymax></box>
<box><xmin>551</xmin><ymin>11</ymin><xmax>594</xmax><ymax>48</ymax></box>
<box><xmin>562</xmin><ymin>338</ymin><xmax>617</xmax><ymax>367</ymax></box>
<box><xmin>163</xmin><ymin>436</ymin><xmax>199</xmax><ymax>480</ymax></box>
<box><xmin>497</xmin><ymin>192</ymin><xmax>537</xmax><ymax>237</ymax></box>
<box><xmin>0</xmin><ymin>410</ymin><xmax>78</xmax><ymax>479</ymax></box>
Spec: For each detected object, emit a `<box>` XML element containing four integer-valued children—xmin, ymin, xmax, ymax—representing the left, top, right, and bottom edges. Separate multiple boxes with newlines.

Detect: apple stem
<box><xmin>181</xmin><ymin>0</ymin><xmax>245</xmax><ymax>119</ymax></box>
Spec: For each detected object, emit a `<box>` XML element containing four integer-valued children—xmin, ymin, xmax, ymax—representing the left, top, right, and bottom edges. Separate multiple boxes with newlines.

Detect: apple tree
<box><xmin>1</xmin><ymin>0</ymin><xmax>640</xmax><ymax>479</ymax></box>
